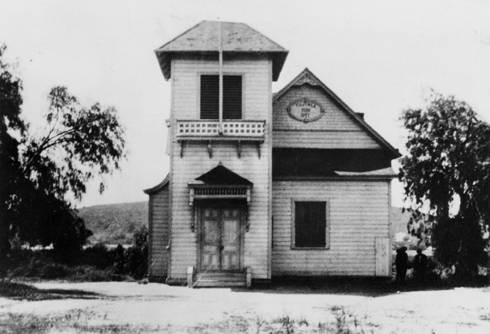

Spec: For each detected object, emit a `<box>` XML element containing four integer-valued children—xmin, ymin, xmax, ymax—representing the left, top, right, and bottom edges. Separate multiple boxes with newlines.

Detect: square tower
<box><xmin>153</xmin><ymin>21</ymin><xmax>288</xmax><ymax>284</ymax></box>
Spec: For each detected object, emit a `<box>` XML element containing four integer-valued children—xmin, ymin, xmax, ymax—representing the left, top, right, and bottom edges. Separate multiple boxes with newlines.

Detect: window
<box><xmin>293</xmin><ymin>201</ymin><xmax>327</xmax><ymax>248</ymax></box>
<box><xmin>200</xmin><ymin>75</ymin><xmax>242</xmax><ymax>119</ymax></box>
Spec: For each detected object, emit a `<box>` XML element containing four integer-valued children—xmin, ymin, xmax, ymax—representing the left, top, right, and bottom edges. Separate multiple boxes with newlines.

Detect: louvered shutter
<box><xmin>223</xmin><ymin>75</ymin><xmax>242</xmax><ymax>119</ymax></box>
<box><xmin>200</xmin><ymin>75</ymin><xmax>242</xmax><ymax>120</ymax></box>
<box><xmin>200</xmin><ymin>75</ymin><xmax>219</xmax><ymax>119</ymax></box>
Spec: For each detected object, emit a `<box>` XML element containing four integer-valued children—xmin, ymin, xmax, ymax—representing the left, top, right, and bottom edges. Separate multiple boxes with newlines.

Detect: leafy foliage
<box><xmin>0</xmin><ymin>44</ymin><xmax>26</xmax><ymax>260</ymax></box>
<box><xmin>399</xmin><ymin>92</ymin><xmax>490</xmax><ymax>278</ymax></box>
<box><xmin>0</xmin><ymin>44</ymin><xmax>126</xmax><ymax>260</ymax></box>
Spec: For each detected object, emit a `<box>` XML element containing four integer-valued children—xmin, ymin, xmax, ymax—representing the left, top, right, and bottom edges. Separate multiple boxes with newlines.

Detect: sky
<box><xmin>1</xmin><ymin>0</ymin><xmax>490</xmax><ymax>208</ymax></box>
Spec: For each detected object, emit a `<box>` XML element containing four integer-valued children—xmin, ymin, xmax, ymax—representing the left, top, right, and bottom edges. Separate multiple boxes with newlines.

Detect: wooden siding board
<box><xmin>272</xmin><ymin>84</ymin><xmax>381</xmax><ymax>149</ymax></box>
<box><xmin>272</xmin><ymin>180</ymin><xmax>390</xmax><ymax>276</ymax></box>
<box><xmin>273</xmin><ymin>131</ymin><xmax>380</xmax><ymax>149</ymax></box>
<box><xmin>149</xmin><ymin>188</ymin><xmax>169</xmax><ymax>277</ymax></box>
<box><xmin>173</xmin><ymin>58</ymin><xmax>270</xmax><ymax>120</ymax></box>
<box><xmin>273</xmin><ymin>85</ymin><xmax>360</xmax><ymax>131</ymax></box>
<box><xmin>168</xmin><ymin>58</ymin><xmax>272</xmax><ymax>280</ymax></box>
<box><xmin>170</xmin><ymin>144</ymin><xmax>270</xmax><ymax>279</ymax></box>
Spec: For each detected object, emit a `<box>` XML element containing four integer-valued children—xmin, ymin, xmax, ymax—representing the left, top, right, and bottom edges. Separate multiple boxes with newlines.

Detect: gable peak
<box><xmin>293</xmin><ymin>68</ymin><xmax>321</xmax><ymax>87</ymax></box>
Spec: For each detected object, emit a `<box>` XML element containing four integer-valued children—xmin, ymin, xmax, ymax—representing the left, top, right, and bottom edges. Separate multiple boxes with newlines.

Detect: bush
<box><xmin>124</xmin><ymin>226</ymin><xmax>148</xmax><ymax>279</ymax></box>
<box><xmin>40</xmin><ymin>263</ymin><xmax>69</xmax><ymax>279</ymax></box>
<box><xmin>81</xmin><ymin>243</ymin><xmax>115</xmax><ymax>269</ymax></box>
<box><xmin>125</xmin><ymin>246</ymin><xmax>147</xmax><ymax>279</ymax></box>
<box><xmin>1</xmin><ymin>225</ymin><xmax>151</xmax><ymax>281</ymax></box>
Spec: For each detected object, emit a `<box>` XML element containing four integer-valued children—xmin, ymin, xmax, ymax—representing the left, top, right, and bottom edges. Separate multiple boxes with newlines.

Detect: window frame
<box><xmin>290</xmin><ymin>198</ymin><xmax>330</xmax><ymax>250</ymax></box>
<box><xmin>197</xmin><ymin>72</ymin><xmax>245</xmax><ymax>120</ymax></box>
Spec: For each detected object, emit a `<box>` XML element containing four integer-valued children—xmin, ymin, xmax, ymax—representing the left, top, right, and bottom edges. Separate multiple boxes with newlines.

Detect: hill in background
<box><xmin>79</xmin><ymin>201</ymin><xmax>147</xmax><ymax>245</ymax></box>
<box><xmin>79</xmin><ymin>201</ymin><xmax>411</xmax><ymax>245</ymax></box>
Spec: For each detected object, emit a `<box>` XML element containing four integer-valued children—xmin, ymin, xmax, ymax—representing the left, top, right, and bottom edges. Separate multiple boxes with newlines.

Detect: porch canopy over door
<box><xmin>188</xmin><ymin>163</ymin><xmax>253</xmax><ymax>206</ymax></box>
<box><xmin>189</xmin><ymin>164</ymin><xmax>253</xmax><ymax>272</ymax></box>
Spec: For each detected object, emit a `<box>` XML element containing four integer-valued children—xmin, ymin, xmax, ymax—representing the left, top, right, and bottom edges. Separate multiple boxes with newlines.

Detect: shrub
<box><xmin>125</xmin><ymin>246</ymin><xmax>147</xmax><ymax>279</ymax></box>
<box><xmin>81</xmin><ymin>243</ymin><xmax>115</xmax><ymax>269</ymax></box>
<box><xmin>40</xmin><ymin>263</ymin><xmax>69</xmax><ymax>279</ymax></box>
<box><xmin>124</xmin><ymin>225</ymin><xmax>148</xmax><ymax>279</ymax></box>
<box><xmin>2</xmin><ymin>226</ymin><xmax>151</xmax><ymax>281</ymax></box>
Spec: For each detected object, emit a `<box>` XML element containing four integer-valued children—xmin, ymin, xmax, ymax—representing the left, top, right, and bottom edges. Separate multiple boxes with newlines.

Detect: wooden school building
<box><xmin>144</xmin><ymin>21</ymin><xmax>400</xmax><ymax>287</ymax></box>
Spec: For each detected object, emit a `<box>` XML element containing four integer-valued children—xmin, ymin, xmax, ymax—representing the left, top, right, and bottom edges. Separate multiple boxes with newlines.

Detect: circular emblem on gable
<box><xmin>286</xmin><ymin>98</ymin><xmax>325</xmax><ymax>123</ymax></box>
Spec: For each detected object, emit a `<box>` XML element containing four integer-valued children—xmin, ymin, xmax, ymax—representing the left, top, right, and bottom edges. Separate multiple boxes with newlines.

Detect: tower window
<box><xmin>200</xmin><ymin>75</ymin><xmax>242</xmax><ymax>119</ymax></box>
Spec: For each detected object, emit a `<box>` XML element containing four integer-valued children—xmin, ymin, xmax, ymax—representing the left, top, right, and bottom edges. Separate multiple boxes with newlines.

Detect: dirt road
<box><xmin>0</xmin><ymin>281</ymin><xmax>489</xmax><ymax>333</ymax></box>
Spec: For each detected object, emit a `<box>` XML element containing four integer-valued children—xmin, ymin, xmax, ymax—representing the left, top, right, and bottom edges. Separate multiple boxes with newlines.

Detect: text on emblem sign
<box><xmin>286</xmin><ymin>98</ymin><xmax>325</xmax><ymax>123</ymax></box>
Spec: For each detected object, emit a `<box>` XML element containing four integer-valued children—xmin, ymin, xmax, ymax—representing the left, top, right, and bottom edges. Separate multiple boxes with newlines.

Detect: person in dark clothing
<box><xmin>413</xmin><ymin>248</ymin><xmax>428</xmax><ymax>282</ymax></box>
<box><xmin>395</xmin><ymin>247</ymin><xmax>408</xmax><ymax>282</ymax></box>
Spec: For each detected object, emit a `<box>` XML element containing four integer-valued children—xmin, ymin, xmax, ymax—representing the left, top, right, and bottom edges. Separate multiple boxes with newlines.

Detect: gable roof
<box><xmin>191</xmin><ymin>163</ymin><xmax>253</xmax><ymax>186</ymax></box>
<box><xmin>274</xmin><ymin>68</ymin><xmax>401</xmax><ymax>159</ymax></box>
<box><xmin>155</xmin><ymin>20</ymin><xmax>288</xmax><ymax>81</ymax></box>
<box><xmin>143</xmin><ymin>174</ymin><xmax>169</xmax><ymax>195</ymax></box>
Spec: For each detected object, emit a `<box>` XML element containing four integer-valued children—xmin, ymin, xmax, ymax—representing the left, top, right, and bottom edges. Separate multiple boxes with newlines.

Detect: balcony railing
<box><xmin>174</xmin><ymin>120</ymin><xmax>266</xmax><ymax>158</ymax></box>
<box><xmin>176</xmin><ymin>120</ymin><xmax>265</xmax><ymax>140</ymax></box>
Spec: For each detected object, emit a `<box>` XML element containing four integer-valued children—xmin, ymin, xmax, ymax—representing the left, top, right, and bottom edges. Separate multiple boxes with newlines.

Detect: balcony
<box><xmin>176</xmin><ymin>120</ymin><xmax>265</xmax><ymax>139</ymax></box>
<box><xmin>175</xmin><ymin>120</ymin><xmax>266</xmax><ymax>158</ymax></box>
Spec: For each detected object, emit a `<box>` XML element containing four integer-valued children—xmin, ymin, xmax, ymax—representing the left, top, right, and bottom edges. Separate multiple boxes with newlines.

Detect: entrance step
<box><xmin>193</xmin><ymin>272</ymin><xmax>247</xmax><ymax>288</ymax></box>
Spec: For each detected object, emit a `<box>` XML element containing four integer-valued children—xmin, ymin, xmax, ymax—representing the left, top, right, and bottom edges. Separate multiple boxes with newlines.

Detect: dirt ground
<box><xmin>0</xmin><ymin>281</ymin><xmax>489</xmax><ymax>333</ymax></box>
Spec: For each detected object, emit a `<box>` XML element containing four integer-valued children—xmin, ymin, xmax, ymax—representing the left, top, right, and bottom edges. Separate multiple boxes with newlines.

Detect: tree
<box><xmin>0</xmin><ymin>44</ymin><xmax>126</xmax><ymax>260</ymax></box>
<box><xmin>0</xmin><ymin>44</ymin><xmax>26</xmax><ymax>258</ymax></box>
<box><xmin>399</xmin><ymin>92</ymin><xmax>490</xmax><ymax>279</ymax></box>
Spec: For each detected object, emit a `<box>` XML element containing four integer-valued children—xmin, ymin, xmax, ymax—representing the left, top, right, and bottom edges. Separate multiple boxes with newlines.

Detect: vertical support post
<box><xmin>190</xmin><ymin>206</ymin><xmax>196</xmax><ymax>232</ymax></box>
<box><xmin>189</xmin><ymin>188</ymin><xmax>195</xmax><ymax>206</ymax></box>
<box><xmin>218</xmin><ymin>21</ymin><xmax>223</xmax><ymax>134</ymax></box>
<box><xmin>246</xmin><ymin>267</ymin><xmax>252</xmax><ymax>288</ymax></box>
<box><xmin>179</xmin><ymin>141</ymin><xmax>185</xmax><ymax>158</ymax></box>
<box><xmin>236</xmin><ymin>140</ymin><xmax>242</xmax><ymax>158</ymax></box>
<box><xmin>207</xmin><ymin>141</ymin><xmax>213</xmax><ymax>158</ymax></box>
<box><xmin>187</xmin><ymin>266</ymin><xmax>194</xmax><ymax>288</ymax></box>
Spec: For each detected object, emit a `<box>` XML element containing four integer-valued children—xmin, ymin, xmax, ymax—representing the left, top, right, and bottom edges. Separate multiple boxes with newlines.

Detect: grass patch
<box><xmin>188</xmin><ymin>308</ymin><xmax>374</xmax><ymax>334</ymax></box>
<box><xmin>0</xmin><ymin>309</ymin><xmax>162</xmax><ymax>334</ymax></box>
<box><xmin>0</xmin><ymin>281</ymin><xmax>101</xmax><ymax>300</ymax></box>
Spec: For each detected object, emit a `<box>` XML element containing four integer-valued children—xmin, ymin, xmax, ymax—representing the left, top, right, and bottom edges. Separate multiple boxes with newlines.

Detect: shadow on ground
<box><xmin>233</xmin><ymin>276</ymin><xmax>489</xmax><ymax>297</ymax></box>
<box><xmin>0</xmin><ymin>281</ymin><xmax>103</xmax><ymax>301</ymax></box>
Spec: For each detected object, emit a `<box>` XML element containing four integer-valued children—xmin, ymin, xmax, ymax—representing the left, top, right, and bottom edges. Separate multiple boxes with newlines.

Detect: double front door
<box><xmin>200</xmin><ymin>205</ymin><xmax>243</xmax><ymax>272</ymax></box>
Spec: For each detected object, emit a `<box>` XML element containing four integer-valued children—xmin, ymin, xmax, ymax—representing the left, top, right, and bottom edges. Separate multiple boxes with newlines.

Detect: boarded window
<box><xmin>223</xmin><ymin>76</ymin><xmax>242</xmax><ymax>119</ymax></box>
<box><xmin>294</xmin><ymin>201</ymin><xmax>326</xmax><ymax>248</ymax></box>
<box><xmin>200</xmin><ymin>75</ymin><xmax>242</xmax><ymax>119</ymax></box>
<box><xmin>200</xmin><ymin>75</ymin><xmax>219</xmax><ymax>119</ymax></box>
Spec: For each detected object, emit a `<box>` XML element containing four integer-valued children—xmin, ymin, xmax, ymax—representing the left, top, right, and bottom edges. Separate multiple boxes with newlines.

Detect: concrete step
<box><xmin>197</xmin><ymin>273</ymin><xmax>245</xmax><ymax>278</ymax></box>
<box><xmin>193</xmin><ymin>280</ymin><xmax>246</xmax><ymax>288</ymax></box>
<box><xmin>194</xmin><ymin>272</ymin><xmax>247</xmax><ymax>288</ymax></box>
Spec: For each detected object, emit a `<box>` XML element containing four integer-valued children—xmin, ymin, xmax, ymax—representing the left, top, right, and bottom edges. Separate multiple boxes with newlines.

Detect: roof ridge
<box><xmin>154</xmin><ymin>20</ymin><xmax>288</xmax><ymax>80</ymax></box>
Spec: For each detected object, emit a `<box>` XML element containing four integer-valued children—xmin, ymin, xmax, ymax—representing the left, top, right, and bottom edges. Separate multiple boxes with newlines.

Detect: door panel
<box><xmin>200</xmin><ymin>206</ymin><xmax>242</xmax><ymax>272</ymax></box>
<box><xmin>221</xmin><ymin>208</ymin><xmax>241</xmax><ymax>270</ymax></box>
<box><xmin>201</xmin><ymin>209</ymin><xmax>220</xmax><ymax>271</ymax></box>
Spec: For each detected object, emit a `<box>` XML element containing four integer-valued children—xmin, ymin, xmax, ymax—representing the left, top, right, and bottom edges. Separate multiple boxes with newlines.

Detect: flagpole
<box><xmin>218</xmin><ymin>21</ymin><xmax>223</xmax><ymax>134</ymax></box>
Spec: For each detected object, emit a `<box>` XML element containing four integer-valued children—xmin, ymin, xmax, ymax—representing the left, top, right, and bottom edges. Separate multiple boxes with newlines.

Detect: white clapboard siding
<box><xmin>273</xmin><ymin>130</ymin><xmax>380</xmax><ymax>149</ymax></box>
<box><xmin>168</xmin><ymin>57</ymin><xmax>272</xmax><ymax>280</ymax></box>
<box><xmin>272</xmin><ymin>181</ymin><xmax>390</xmax><ymax>276</ymax></box>
<box><xmin>172</xmin><ymin>58</ymin><xmax>271</xmax><ymax>120</ymax></box>
<box><xmin>149</xmin><ymin>187</ymin><xmax>169</xmax><ymax>277</ymax></box>
<box><xmin>170</xmin><ymin>143</ymin><xmax>271</xmax><ymax>279</ymax></box>
<box><xmin>272</xmin><ymin>83</ymin><xmax>381</xmax><ymax>149</ymax></box>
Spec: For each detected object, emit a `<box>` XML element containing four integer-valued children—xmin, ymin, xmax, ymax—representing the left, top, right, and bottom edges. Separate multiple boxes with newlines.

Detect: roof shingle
<box><xmin>155</xmin><ymin>21</ymin><xmax>288</xmax><ymax>80</ymax></box>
